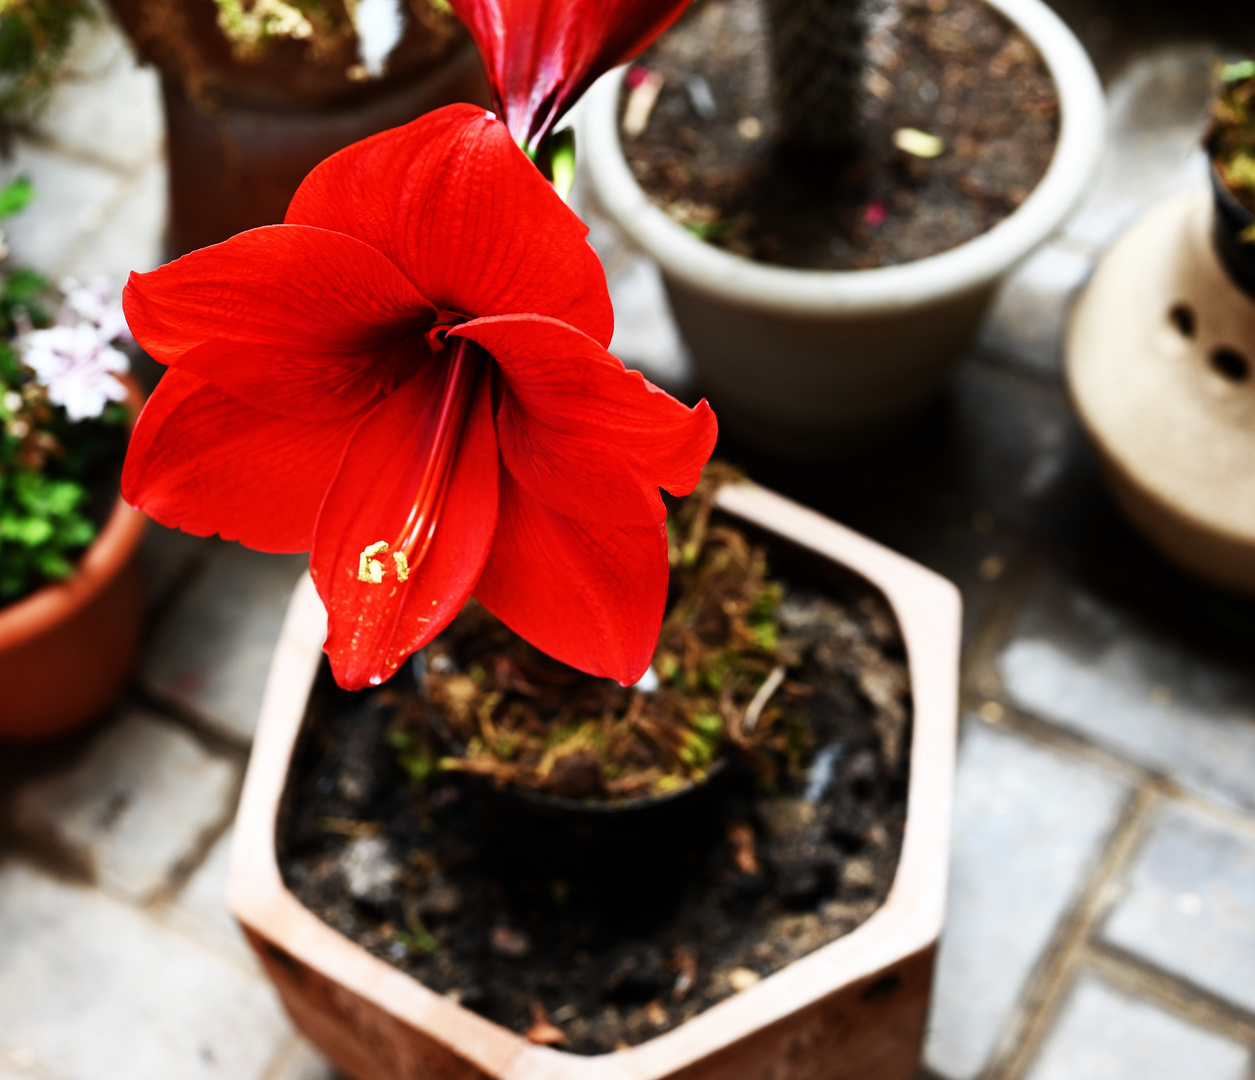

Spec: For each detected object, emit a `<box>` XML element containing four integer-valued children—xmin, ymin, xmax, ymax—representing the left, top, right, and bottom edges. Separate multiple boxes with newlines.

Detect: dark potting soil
<box><xmin>622</xmin><ymin>0</ymin><xmax>1060</xmax><ymax>270</ymax></box>
<box><xmin>278</xmin><ymin>524</ymin><xmax>912</xmax><ymax>1057</ymax></box>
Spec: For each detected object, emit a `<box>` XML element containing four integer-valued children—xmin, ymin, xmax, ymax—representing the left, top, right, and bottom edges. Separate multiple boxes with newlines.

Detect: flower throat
<box><xmin>358</xmin><ymin>337</ymin><xmax>484</xmax><ymax>585</ymax></box>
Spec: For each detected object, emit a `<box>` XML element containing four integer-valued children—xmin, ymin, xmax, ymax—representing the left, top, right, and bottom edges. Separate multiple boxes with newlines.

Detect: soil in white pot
<box><xmin>623</xmin><ymin>0</ymin><xmax>1059</xmax><ymax>270</ymax></box>
<box><xmin>277</xmin><ymin>489</ymin><xmax>912</xmax><ymax>1055</ymax></box>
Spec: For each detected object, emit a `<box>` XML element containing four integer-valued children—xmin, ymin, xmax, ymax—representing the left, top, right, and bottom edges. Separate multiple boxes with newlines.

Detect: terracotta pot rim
<box><xmin>0</xmin><ymin>377</ymin><xmax>147</xmax><ymax>653</ymax></box>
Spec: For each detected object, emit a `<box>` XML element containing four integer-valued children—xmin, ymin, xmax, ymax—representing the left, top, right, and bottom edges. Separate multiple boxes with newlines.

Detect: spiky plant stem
<box><xmin>764</xmin><ymin>0</ymin><xmax>866</xmax><ymax>157</ymax></box>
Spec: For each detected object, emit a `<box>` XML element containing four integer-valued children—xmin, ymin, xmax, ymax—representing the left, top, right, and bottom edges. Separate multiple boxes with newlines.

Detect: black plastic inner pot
<box><xmin>1209</xmin><ymin>160</ymin><xmax>1255</xmax><ymax>300</ymax></box>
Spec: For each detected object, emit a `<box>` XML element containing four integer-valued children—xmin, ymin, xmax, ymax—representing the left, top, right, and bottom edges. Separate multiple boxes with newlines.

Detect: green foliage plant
<box><xmin>1211</xmin><ymin>61</ymin><xmax>1255</xmax><ymax>234</ymax></box>
<box><xmin>0</xmin><ymin>179</ymin><xmax>130</xmax><ymax>607</ymax></box>
<box><xmin>0</xmin><ymin>0</ymin><xmax>94</xmax><ymax>120</ymax></box>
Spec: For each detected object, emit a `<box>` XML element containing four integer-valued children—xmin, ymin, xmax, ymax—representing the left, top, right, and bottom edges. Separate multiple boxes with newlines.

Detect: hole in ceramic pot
<box><xmin>1168</xmin><ymin>303</ymin><xmax>1196</xmax><ymax>338</ymax></box>
<box><xmin>1211</xmin><ymin>347</ymin><xmax>1251</xmax><ymax>383</ymax></box>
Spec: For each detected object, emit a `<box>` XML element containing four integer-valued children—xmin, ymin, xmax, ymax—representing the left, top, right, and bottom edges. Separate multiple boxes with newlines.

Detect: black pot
<box><xmin>1209</xmin><ymin>161</ymin><xmax>1255</xmax><ymax>299</ymax></box>
<box><xmin>470</xmin><ymin>758</ymin><xmax>731</xmax><ymax>866</ymax></box>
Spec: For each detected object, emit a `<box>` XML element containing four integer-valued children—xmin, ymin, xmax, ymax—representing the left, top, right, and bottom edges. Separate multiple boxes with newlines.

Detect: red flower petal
<box><xmin>284</xmin><ymin>105</ymin><xmax>614</xmax><ymax>348</ymax></box>
<box><xmin>122</xmin><ymin>370</ymin><xmax>358</xmax><ymax>552</ymax></box>
<box><xmin>123</xmin><ymin>226</ymin><xmax>432</xmax><ymax>420</ymax></box>
<box><xmin>453</xmin><ymin>314</ymin><xmax>716</xmax><ymax>526</ymax></box>
<box><xmin>447</xmin><ymin>0</ymin><xmax>690</xmax><ymax>148</ymax></box>
<box><xmin>475</xmin><ymin>467</ymin><xmax>667</xmax><ymax>685</ymax></box>
<box><xmin>312</xmin><ymin>360</ymin><xmax>499</xmax><ymax>690</ymax></box>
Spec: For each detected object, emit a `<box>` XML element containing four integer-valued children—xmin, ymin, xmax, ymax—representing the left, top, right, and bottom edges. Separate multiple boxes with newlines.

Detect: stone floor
<box><xmin>2</xmin><ymin>6</ymin><xmax>1254</xmax><ymax>1080</ymax></box>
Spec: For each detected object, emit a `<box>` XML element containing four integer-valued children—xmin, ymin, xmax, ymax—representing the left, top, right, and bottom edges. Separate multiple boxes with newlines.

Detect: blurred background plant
<box><xmin>0</xmin><ymin>0</ymin><xmax>94</xmax><ymax>125</ymax></box>
<box><xmin>1210</xmin><ymin>59</ymin><xmax>1255</xmax><ymax>223</ymax></box>
<box><xmin>212</xmin><ymin>0</ymin><xmax>452</xmax><ymax>77</ymax></box>
<box><xmin>0</xmin><ymin>177</ymin><xmax>131</xmax><ymax>605</ymax></box>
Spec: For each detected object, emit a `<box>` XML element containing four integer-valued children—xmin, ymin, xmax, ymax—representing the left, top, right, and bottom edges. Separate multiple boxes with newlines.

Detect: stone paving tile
<box><xmin>58</xmin><ymin>4</ymin><xmax>128</xmax><ymax>82</ymax></box>
<box><xmin>267</xmin><ymin>1039</ymin><xmax>343</xmax><ymax>1080</ymax></box>
<box><xmin>924</xmin><ymin>721</ymin><xmax>1131</xmax><ymax>1080</ymax></box>
<box><xmin>1023</xmin><ymin>972</ymin><xmax>1250</xmax><ymax>1080</ymax></box>
<box><xmin>997</xmin><ymin>573</ymin><xmax>1255</xmax><ymax>813</ymax></box>
<box><xmin>141</xmin><ymin>544</ymin><xmax>309</xmax><ymax>741</ymax></box>
<box><xmin>35</xmin><ymin>34</ymin><xmax>162</xmax><ymax>173</ymax></box>
<box><xmin>1062</xmin><ymin>47</ymin><xmax>1215</xmax><ymax>253</ymax></box>
<box><xmin>0</xmin><ymin>143</ymin><xmax>124</xmax><ymax>275</ymax></box>
<box><xmin>0</xmin><ymin>861</ymin><xmax>292</xmax><ymax>1080</ymax></box>
<box><xmin>142</xmin><ymin>525</ymin><xmax>215</xmax><ymax>614</ymax></box>
<box><xmin>975</xmin><ymin>240</ymin><xmax>1094</xmax><ymax>379</ymax></box>
<box><xmin>1102</xmin><ymin>801</ymin><xmax>1255</xmax><ymax>1015</ymax></box>
<box><xmin>10</xmin><ymin>710</ymin><xmax>238</xmax><ymax>903</ymax></box>
<box><xmin>0</xmin><ymin>1048</ymin><xmax>58</xmax><ymax>1080</ymax></box>
<box><xmin>65</xmin><ymin>157</ymin><xmax>168</xmax><ymax>291</ymax></box>
<box><xmin>162</xmin><ymin>826</ymin><xmax>252</xmax><ymax>968</ymax></box>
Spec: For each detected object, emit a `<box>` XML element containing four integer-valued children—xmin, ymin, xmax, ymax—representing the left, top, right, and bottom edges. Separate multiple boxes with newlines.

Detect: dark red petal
<box><xmin>447</xmin><ymin>0</ymin><xmax>689</xmax><ymax>148</ymax></box>
<box><xmin>453</xmin><ymin>315</ymin><xmax>716</xmax><ymax>525</ymax></box>
<box><xmin>474</xmin><ymin>468</ymin><xmax>667</xmax><ymax>685</ymax></box>
<box><xmin>123</xmin><ymin>226</ymin><xmax>431</xmax><ymax>420</ymax></box>
<box><xmin>284</xmin><ymin>105</ymin><xmax>614</xmax><ymax>348</ymax></box>
<box><xmin>122</xmin><ymin>369</ymin><xmax>357</xmax><ymax>553</ymax></box>
<box><xmin>312</xmin><ymin>361</ymin><xmax>499</xmax><ymax>691</ymax></box>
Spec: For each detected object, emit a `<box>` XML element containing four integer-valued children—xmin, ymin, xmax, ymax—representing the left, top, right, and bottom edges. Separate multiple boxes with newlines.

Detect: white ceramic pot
<box><xmin>1067</xmin><ymin>186</ymin><xmax>1255</xmax><ymax>595</ymax></box>
<box><xmin>579</xmin><ymin>0</ymin><xmax>1105</xmax><ymax>456</ymax></box>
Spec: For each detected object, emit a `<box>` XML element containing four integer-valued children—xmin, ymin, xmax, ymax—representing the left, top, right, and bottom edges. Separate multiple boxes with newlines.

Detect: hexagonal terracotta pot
<box><xmin>228</xmin><ymin>482</ymin><xmax>961</xmax><ymax>1080</ymax></box>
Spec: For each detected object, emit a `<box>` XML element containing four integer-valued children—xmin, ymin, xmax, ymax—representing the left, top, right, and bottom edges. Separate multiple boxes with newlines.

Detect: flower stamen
<box><xmin>358</xmin><ymin>540</ymin><xmax>389</xmax><ymax>584</ymax></box>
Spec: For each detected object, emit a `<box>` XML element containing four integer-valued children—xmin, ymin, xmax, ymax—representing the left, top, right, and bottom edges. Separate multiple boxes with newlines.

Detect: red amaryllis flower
<box><xmin>447</xmin><ymin>0</ymin><xmax>689</xmax><ymax>150</ymax></box>
<box><xmin>122</xmin><ymin>104</ymin><xmax>717</xmax><ymax>690</ymax></box>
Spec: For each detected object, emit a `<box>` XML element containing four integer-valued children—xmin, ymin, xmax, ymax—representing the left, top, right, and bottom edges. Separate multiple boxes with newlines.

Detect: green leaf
<box><xmin>1222</xmin><ymin>60</ymin><xmax>1255</xmax><ymax>84</ymax></box>
<box><xmin>1</xmin><ymin>515</ymin><xmax>53</xmax><ymax>546</ymax></box>
<box><xmin>3</xmin><ymin>267</ymin><xmax>46</xmax><ymax>303</ymax></box>
<box><xmin>0</xmin><ymin>177</ymin><xmax>33</xmax><ymax>218</ymax></box>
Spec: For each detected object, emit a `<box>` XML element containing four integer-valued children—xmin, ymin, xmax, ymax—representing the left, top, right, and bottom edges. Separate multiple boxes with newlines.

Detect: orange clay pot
<box><xmin>0</xmin><ymin>380</ymin><xmax>147</xmax><ymax>739</ymax></box>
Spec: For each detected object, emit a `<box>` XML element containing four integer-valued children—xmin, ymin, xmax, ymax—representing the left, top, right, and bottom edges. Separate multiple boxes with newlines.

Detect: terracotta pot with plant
<box><xmin>579</xmin><ymin>0</ymin><xmax>1105</xmax><ymax>456</ymax></box>
<box><xmin>1067</xmin><ymin>61</ymin><xmax>1255</xmax><ymax>595</ymax></box>
<box><xmin>112</xmin><ymin>1</ymin><xmax>959</xmax><ymax>1076</ymax></box>
<box><xmin>107</xmin><ymin>0</ymin><xmax>491</xmax><ymax>254</ymax></box>
<box><xmin>0</xmin><ymin>183</ymin><xmax>146</xmax><ymax>739</ymax></box>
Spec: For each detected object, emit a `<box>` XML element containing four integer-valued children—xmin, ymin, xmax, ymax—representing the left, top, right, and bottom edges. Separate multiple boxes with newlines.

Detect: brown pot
<box><xmin>108</xmin><ymin>0</ymin><xmax>491</xmax><ymax>255</ymax></box>
<box><xmin>228</xmin><ymin>481</ymin><xmax>962</xmax><ymax>1080</ymax></box>
<box><xmin>0</xmin><ymin>380</ymin><xmax>148</xmax><ymax>740</ymax></box>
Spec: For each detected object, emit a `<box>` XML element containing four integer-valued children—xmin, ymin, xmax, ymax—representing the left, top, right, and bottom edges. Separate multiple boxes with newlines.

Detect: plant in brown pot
<box><xmin>107</xmin><ymin>0</ymin><xmax>492</xmax><ymax>254</ymax></box>
<box><xmin>109</xmin><ymin>0</ymin><xmax>960</xmax><ymax>1074</ymax></box>
<box><xmin>580</xmin><ymin>0</ymin><xmax>1105</xmax><ymax>455</ymax></box>
<box><xmin>1067</xmin><ymin>61</ymin><xmax>1255</xmax><ymax>596</ymax></box>
<box><xmin>0</xmin><ymin>182</ymin><xmax>146</xmax><ymax>739</ymax></box>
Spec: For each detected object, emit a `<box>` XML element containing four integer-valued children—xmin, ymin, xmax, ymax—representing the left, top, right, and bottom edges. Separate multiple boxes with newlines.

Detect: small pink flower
<box><xmin>22</xmin><ymin>323</ymin><xmax>129</xmax><ymax>422</ymax></box>
<box><xmin>60</xmin><ymin>276</ymin><xmax>133</xmax><ymax>344</ymax></box>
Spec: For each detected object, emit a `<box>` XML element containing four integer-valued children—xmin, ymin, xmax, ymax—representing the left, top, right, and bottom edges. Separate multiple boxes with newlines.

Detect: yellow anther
<box><xmin>393</xmin><ymin>551</ymin><xmax>410</xmax><ymax>582</ymax></box>
<box><xmin>358</xmin><ymin>541</ymin><xmax>389</xmax><ymax>584</ymax></box>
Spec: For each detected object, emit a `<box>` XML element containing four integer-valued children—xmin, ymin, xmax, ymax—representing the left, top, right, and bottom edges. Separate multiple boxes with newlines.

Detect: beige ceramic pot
<box><xmin>0</xmin><ymin>380</ymin><xmax>147</xmax><ymax>739</ymax></box>
<box><xmin>228</xmin><ymin>481</ymin><xmax>961</xmax><ymax>1080</ymax></box>
<box><xmin>1067</xmin><ymin>186</ymin><xmax>1255</xmax><ymax>595</ymax></box>
<box><xmin>579</xmin><ymin>0</ymin><xmax>1104</xmax><ymax>457</ymax></box>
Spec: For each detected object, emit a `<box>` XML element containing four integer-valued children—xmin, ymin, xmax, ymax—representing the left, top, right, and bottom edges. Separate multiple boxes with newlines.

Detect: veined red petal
<box><xmin>123</xmin><ymin>226</ymin><xmax>432</xmax><ymax>420</ymax></box>
<box><xmin>475</xmin><ymin>468</ymin><xmax>667</xmax><ymax>685</ymax></box>
<box><xmin>284</xmin><ymin>105</ymin><xmax>614</xmax><ymax>348</ymax></box>
<box><xmin>453</xmin><ymin>315</ymin><xmax>716</xmax><ymax>526</ymax></box>
<box><xmin>312</xmin><ymin>359</ymin><xmax>499</xmax><ymax>690</ymax></box>
<box><xmin>447</xmin><ymin>0</ymin><xmax>690</xmax><ymax>148</ymax></box>
<box><xmin>122</xmin><ymin>370</ymin><xmax>358</xmax><ymax>553</ymax></box>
